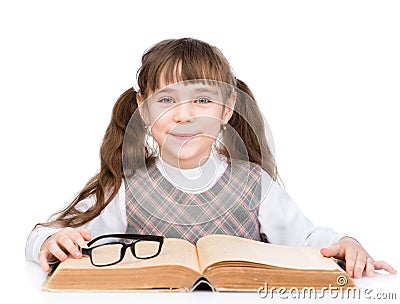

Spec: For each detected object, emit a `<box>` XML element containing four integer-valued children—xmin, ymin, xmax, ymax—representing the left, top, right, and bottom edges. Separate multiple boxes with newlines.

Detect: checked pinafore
<box><xmin>125</xmin><ymin>159</ymin><xmax>262</xmax><ymax>243</ymax></box>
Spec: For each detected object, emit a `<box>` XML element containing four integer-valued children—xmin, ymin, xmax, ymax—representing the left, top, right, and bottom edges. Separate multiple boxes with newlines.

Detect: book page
<box><xmin>60</xmin><ymin>238</ymin><xmax>201</xmax><ymax>274</ymax></box>
<box><xmin>196</xmin><ymin>235</ymin><xmax>341</xmax><ymax>273</ymax></box>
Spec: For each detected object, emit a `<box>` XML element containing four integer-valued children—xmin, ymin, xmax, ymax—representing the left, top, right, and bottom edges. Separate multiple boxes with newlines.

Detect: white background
<box><xmin>1</xmin><ymin>0</ymin><xmax>399</xmax><ymax>303</ymax></box>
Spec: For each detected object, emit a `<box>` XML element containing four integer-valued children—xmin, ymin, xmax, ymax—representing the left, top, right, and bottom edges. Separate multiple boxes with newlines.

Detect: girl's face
<box><xmin>138</xmin><ymin>81</ymin><xmax>235</xmax><ymax>169</ymax></box>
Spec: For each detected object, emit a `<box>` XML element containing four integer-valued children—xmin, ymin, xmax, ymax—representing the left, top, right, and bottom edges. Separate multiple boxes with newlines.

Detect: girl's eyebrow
<box><xmin>154</xmin><ymin>88</ymin><xmax>175</xmax><ymax>95</ymax></box>
<box><xmin>193</xmin><ymin>87</ymin><xmax>219</xmax><ymax>95</ymax></box>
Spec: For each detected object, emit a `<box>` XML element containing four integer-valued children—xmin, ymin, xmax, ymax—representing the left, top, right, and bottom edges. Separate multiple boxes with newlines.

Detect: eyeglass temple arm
<box><xmin>74</xmin><ymin>240</ymin><xmax>91</xmax><ymax>255</ymax></box>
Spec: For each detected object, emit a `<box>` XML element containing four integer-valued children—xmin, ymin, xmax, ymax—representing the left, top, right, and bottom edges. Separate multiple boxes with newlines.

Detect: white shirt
<box><xmin>25</xmin><ymin>150</ymin><xmax>345</xmax><ymax>263</ymax></box>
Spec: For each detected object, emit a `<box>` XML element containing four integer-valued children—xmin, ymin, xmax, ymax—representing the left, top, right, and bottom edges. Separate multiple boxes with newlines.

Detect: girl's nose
<box><xmin>172</xmin><ymin>101</ymin><xmax>194</xmax><ymax>123</ymax></box>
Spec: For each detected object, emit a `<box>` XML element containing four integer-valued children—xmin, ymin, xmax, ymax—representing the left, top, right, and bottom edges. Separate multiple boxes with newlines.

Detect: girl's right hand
<box><xmin>38</xmin><ymin>227</ymin><xmax>92</xmax><ymax>272</ymax></box>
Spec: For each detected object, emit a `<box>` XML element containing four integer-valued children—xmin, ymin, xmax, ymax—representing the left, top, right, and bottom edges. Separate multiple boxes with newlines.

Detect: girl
<box><xmin>26</xmin><ymin>38</ymin><xmax>395</xmax><ymax>279</ymax></box>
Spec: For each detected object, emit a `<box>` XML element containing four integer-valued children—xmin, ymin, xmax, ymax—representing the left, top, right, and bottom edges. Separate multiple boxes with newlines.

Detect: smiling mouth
<box><xmin>169</xmin><ymin>133</ymin><xmax>199</xmax><ymax>140</ymax></box>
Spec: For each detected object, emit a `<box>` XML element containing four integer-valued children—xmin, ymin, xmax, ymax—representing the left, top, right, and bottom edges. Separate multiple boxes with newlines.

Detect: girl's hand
<box><xmin>320</xmin><ymin>236</ymin><xmax>397</xmax><ymax>278</ymax></box>
<box><xmin>38</xmin><ymin>227</ymin><xmax>92</xmax><ymax>272</ymax></box>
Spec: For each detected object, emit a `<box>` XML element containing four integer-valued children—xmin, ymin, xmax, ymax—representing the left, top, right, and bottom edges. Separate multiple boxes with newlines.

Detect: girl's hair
<box><xmin>39</xmin><ymin>38</ymin><xmax>278</xmax><ymax>228</ymax></box>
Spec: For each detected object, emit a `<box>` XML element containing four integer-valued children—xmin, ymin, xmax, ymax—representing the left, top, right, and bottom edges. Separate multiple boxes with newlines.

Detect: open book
<box><xmin>43</xmin><ymin>234</ymin><xmax>355</xmax><ymax>292</ymax></box>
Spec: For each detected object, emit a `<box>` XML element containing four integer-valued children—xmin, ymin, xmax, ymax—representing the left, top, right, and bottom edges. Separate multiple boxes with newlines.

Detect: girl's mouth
<box><xmin>170</xmin><ymin>133</ymin><xmax>198</xmax><ymax>140</ymax></box>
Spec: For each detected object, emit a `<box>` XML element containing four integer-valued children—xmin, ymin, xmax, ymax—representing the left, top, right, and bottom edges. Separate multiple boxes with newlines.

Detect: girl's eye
<box><xmin>159</xmin><ymin>97</ymin><xmax>174</xmax><ymax>104</ymax></box>
<box><xmin>194</xmin><ymin>97</ymin><xmax>211</xmax><ymax>104</ymax></box>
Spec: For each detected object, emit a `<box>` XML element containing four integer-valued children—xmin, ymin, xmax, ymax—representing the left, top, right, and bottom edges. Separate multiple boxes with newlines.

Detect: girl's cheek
<box><xmin>199</xmin><ymin>116</ymin><xmax>223</xmax><ymax>137</ymax></box>
<box><xmin>148</xmin><ymin>109</ymin><xmax>170</xmax><ymax>129</ymax></box>
<box><xmin>147</xmin><ymin>103</ymin><xmax>171</xmax><ymax>123</ymax></box>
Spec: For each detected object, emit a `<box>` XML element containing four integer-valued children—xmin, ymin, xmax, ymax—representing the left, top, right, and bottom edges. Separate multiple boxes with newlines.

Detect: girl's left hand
<box><xmin>320</xmin><ymin>237</ymin><xmax>397</xmax><ymax>278</ymax></box>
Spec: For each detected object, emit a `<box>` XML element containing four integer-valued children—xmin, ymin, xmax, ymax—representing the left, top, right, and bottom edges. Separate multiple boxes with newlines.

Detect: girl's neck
<box><xmin>158</xmin><ymin>149</ymin><xmax>219</xmax><ymax>170</ymax></box>
<box><xmin>159</xmin><ymin>153</ymin><xmax>210</xmax><ymax>169</ymax></box>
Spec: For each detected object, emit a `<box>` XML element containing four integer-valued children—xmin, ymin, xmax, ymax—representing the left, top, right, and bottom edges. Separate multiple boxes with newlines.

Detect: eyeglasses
<box><xmin>78</xmin><ymin>233</ymin><xmax>164</xmax><ymax>267</ymax></box>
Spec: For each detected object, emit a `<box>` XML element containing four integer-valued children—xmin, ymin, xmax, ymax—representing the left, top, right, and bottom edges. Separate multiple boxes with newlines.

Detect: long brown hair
<box><xmin>39</xmin><ymin>38</ymin><xmax>278</xmax><ymax>228</ymax></box>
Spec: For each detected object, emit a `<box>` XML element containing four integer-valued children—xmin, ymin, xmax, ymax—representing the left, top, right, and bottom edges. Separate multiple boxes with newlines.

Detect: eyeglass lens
<box><xmin>91</xmin><ymin>243</ymin><xmax>124</xmax><ymax>266</ymax></box>
<box><xmin>89</xmin><ymin>239</ymin><xmax>161</xmax><ymax>266</ymax></box>
<box><xmin>133</xmin><ymin>239</ymin><xmax>161</xmax><ymax>259</ymax></box>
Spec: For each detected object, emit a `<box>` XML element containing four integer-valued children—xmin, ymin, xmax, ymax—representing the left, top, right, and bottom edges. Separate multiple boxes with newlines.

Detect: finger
<box><xmin>74</xmin><ymin>230</ymin><xmax>91</xmax><ymax>249</ymax></box>
<box><xmin>365</xmin><ymin>257</ymin><xmax>375</xmax><ymax>277</ymax></box>
<box><xmin>38</xmin><ymin>251</ymin><xmax>51</xmax><ymax>272</ymax></box>
<box><xmin>46</xmin><ymin>240</ymin><xmax>68</xmax><ymax>262</ymax></box>
<box><xmin>320</xmin><ymin>243</ymin><xmax>341</xmax><ymax>258</ymax></box>
<box><xmin>57</xmin><ymin>234</ymin><xmax>82</xmax><ymax>259</ymax></box>
<box><xmin>374</xmin><ymin>261</ymin><xmax>398</xmax><ymax>274</ymax></box>
<box><xmin>344</xmin><ymin>249</ymin><xmax>357</xmax><ymax>278</ymax></box>
<box><xmin>78</xmin><ymin>229</ymin><xmax>92</xmax><ymax>242</ymax></box>
<box><xmin>60</xmin><ymin>228</ymin><xmax>89</xmax><ymax>254</ymax></box>
<box><xmin>353</xmin><ymin>252</ymin><xmax>367</xmax><ymax>278</ymax></box>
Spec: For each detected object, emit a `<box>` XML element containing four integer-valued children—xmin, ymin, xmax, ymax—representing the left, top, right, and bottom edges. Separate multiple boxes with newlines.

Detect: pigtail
<box><xmin>223</xmin><ymin>79</ymin><xmax>278</xmax><ymax>181</ymax></box>
<box><xmin>38</xmin><ymin>88</ymin><xmax>140</xmax><ymax>228</ymax></box>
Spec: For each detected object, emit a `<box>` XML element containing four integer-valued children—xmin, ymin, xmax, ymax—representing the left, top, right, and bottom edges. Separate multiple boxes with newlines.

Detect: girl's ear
<box><xmin>136</xmin><ymin>92</ymin><xmax>150</xmax><ymax>125</ymax></box>
<box><xmin>222</xmin><ymin>92</ymin><xmax>236</xmax><ymax>124</ymax></box>
<box><xmin>136</xmin><ymin>92</ymin><xmax>144</xmax><ymax>105</ymax></box>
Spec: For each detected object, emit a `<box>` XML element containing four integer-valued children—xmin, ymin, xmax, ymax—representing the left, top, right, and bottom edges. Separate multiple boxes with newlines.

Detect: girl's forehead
<box><xmin>153</xmin><ymin>81</ymin><xmax>221</xmax><ymax>96</ymax></box>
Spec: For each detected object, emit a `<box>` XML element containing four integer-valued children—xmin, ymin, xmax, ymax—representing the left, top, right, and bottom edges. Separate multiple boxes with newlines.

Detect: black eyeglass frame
<box><xmin>78</xmin><ymin>233</ymin><xmax>164</xmax><ymax>267</ymax></box>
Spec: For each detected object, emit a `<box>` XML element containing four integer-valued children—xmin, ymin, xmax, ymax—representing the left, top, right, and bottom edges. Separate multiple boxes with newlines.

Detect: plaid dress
<box><xmin>125</xmin><ymin>159</ymin><xmax>262</xmax><ymax>243</ymax></box>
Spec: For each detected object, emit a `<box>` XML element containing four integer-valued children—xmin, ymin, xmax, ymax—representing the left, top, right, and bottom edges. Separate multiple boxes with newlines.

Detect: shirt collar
<box><xmin>155</xmin><ymin>149</ymin><xmax>222</xmax><ymax>193</ymax></box>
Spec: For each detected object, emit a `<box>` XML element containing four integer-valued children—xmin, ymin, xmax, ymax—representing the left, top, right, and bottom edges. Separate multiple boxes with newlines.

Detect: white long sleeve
<box><xmin>258</xmin><ymin>170</ymin><xmax>344</xmax><ymax>248</ymax></box>
<box><xmin>25</xmin><ymin>183</ymin><xmax>128</xmax><ymax>263</ymax></box>
<box><xmin>25</xmin><ymin>152</ymin><xmax>345</xmax><ymax>264</ymax></box>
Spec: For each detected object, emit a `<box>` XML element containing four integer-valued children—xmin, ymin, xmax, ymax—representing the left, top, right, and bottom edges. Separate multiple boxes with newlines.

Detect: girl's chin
<box><xmin>160</xmin><ymin>149</ymin><xmax>211</xmax><ymax>168</ymax></box>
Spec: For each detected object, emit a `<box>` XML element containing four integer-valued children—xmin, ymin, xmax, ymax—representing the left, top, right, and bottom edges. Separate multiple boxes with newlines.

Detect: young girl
<box><xmin>26</xmin><ymin>38</ymin><xmax>396</xmax><ymax>279</ymax></box>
